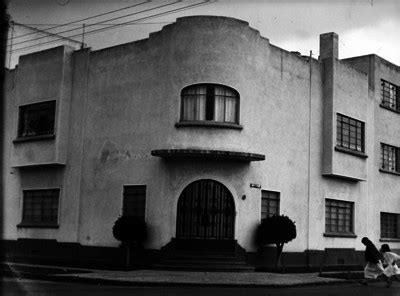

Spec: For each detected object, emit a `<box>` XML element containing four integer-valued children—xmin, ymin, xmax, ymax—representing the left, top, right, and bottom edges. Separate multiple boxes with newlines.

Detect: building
<box><xmin>5</xmin><ymin>21</ymin><xmax>82</xmax><ymax>69</ymax></box>
<box><xmin>2</xmin><ymin>16</ymin><xmax>400</xmax><ymax>270</ymax></box>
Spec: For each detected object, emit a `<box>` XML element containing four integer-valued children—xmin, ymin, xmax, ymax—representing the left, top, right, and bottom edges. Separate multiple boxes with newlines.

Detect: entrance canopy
<box><xmin>151</xmin><ymin>149</ymin><xmax>265</xmax><ymax>162</ymax></box>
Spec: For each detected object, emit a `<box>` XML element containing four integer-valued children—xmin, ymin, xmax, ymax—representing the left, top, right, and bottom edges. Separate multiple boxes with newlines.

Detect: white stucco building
<box><xmin>2</xmin><ymin>16</ymin><xmax>400</xmax><ymax>270</ymax></box>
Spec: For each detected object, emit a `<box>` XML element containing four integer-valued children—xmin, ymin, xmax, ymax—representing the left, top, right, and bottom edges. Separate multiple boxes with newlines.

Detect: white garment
<box><xmin>364</xmin><ymin>261</ymin><xmax>384</xmax><ymax>279</ymax></box>
<box><xmin>383</xmin><ymin>252</ymin><xmax>400</xmax><ymax>277</ymax></box>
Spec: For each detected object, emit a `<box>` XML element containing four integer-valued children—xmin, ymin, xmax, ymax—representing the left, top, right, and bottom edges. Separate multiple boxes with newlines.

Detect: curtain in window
<box><xmin>182</xmin><ymin>86</ymin><xmax>206</xmax><ymax>120</ymax></box>
<box><xmin>225</xmin><ymin>88</ymin><xmax>236</xmax><ymax>123</ymax></box>
<box><xmin>214</xmin><ymin>86</ymin><xmax>225</xmax><ymax>121</ymax></box>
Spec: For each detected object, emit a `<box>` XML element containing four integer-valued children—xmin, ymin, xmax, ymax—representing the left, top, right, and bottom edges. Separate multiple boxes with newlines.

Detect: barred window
<box><xmin>261</xmin><ymin>190</ymin><xmax>280</xmax><ymax>219</ymax></box>
<box><xmin>381</xmin><ymin>143</ymin><xmax>400</xmax><ymax>173</ymax></box>
<box><xmin>325</xmin><ymin>199</ymin><xmax>354</xmax><ymax>234</ymax></box>
<box><xmin>381</xmin><ymin>80</ymin><xmax>400</xmax><ymax>112</ymax></box>
<box><xmin>381</xmin><ymin>212</ymin><xmax>400</xmax><ymax>239</ymax></box>
<box><xmin>336</xmin><ymin>113</ymin><xmax>364</xmax><ymax>153</ymax></box>
<box><xmin>18</xmin><ymin>101</ymin><xmax>56</xmax><ymax>138</ymax></box>
<box><xmin>21</xmin><ymin>189</ymin><xmax>59</xmax><ymax>226</ymax></box>
<box><xmin>180</xmin><ymin>84</ymin><xmax>239</xmax><ymax>124</ymax></box>
<box><xmin>123</xmin><ymin>185</ymin><xmax>146</xmax><ymax>221</ymax></box>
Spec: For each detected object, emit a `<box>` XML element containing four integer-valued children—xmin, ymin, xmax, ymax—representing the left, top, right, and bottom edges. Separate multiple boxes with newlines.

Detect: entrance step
<box><xmin>154</xmin><ymin>239</ymin><xmax>254</xmax><ymax>272</ymax></box>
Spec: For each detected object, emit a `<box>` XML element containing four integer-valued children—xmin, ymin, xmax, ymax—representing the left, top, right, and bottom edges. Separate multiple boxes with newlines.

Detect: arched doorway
<box><xmin>176</xmin><ymin>179</ymin><xmax>235</xmax><ymax>240</ymax></box>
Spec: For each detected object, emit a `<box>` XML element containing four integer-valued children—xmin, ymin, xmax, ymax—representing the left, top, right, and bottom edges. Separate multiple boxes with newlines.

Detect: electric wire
<box><xmin>8</xmin><ymin>0</ymin><xmax>150</xmax><ymax>41</ymax></box>
<box><xmin>8</xmin><ymin>1</ymin><xmax>211</xmax><ymax>54</ymax></box>
<box><xmin>11</xmin><ymin>1</ymin><xmax>181</xmax><ymax>47</ymax></box>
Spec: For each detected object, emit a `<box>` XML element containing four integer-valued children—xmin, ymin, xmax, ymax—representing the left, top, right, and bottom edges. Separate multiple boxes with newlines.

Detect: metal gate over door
<box><xmin>176</xmin><ymin>179</ymin><xmax>235</xmax><ymax>240</ymax></box>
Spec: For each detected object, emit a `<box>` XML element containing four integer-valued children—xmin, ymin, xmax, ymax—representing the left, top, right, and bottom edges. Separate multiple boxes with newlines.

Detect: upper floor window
<box><xmin>325</xmin><ymin>199</ymin><xmax>354</xmax><ymax>236</ymax></box>
<box><xmin>261</xmin><ymin>190</ymin><xmax>280</xmax><ymax>220</ymax></box>
<box><xmin>381</xmin><ymin>143</ymin><xmax>400</xmax><ymax>174</ymax></box>
<box><xmin>18</xmin><ymin>100</ymin><xmax>56</xmax><ymax>138</ymax></box>
<box><xmin>19</xmin><ymin>189</ymin><xmax>60</xmax><ymax>227</ymax></box>
<box><xmin>180</xmin><ymin>84</ymin><xmax>239</xmax><ymax>124</ymax></box>
<box><xmin>381</xmin><ymin>80</ymin><xmax>400</xmax><ymax>113</ymax></box>
<box><xmin>381</xmin><ymin>212</ymin><xmax>400</xmax><ymax>240</ymax></box>
<box><xmin>122</xmin><ymin>185</ymin><xmax>146</xmax><ymax>221</ymax></box>
<box><xmin>336</xmin><ymin>113</ymin><xmax>364</xmax><ymax>153</ymax></box>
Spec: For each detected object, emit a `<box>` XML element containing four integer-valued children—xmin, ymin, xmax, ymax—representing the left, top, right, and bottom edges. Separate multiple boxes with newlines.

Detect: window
<box><xmin>122</xmin><ymin>185</ymin><xmax>146</xmax><ymax>221</ymax></box>
<box><xmin>325</xmin><ymin>199</ymin><xmax>354</xmax><ymax>235</ymax></box>
<box><xmin>336</xmin><ymin>113</ymin><xmax>364</xmax><ymax>153</ymax></box>
<box><xmin>381</xmin><ymin>143</ymin><xmax>400</xmax><ymax>173</ymax></box>
<box><xmin>261</xmin><ymin>190</ymin><xmax>280</xmax><ymax>219</ymax></box>
<box><xmin>180</xmin><ymin>84</ymin><xmax>239</xmax><ymax>124</ymax></box>
<box><xmin>381</xmin><ymin>80</ymin><xmax>400</xmax><ymax>112</ymax></box>
<box><xmin>18</xmin><ymin>101</ymin><xmax>56</xmax><ymax>138</ymax></box>
<box><xmin>20</xmin><ymin>189</ymin><xmax>59</xmax><ymax>226</ymax></box>
<box><xmin>381</xmin><ymin>212</ymin><xmax>400</xmax><ymax>239</ymax></box>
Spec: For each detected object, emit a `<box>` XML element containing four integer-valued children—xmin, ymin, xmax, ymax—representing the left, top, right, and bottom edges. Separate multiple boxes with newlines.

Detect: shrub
<box><xmin>255</xmin><ymin>215</ymin><xmax>296</xmax><ymax>269</ymax></box>
<box><xmin>112</xmin><ymin>215</ymin><xmax>147</xmax><ymax>244</ymax></box>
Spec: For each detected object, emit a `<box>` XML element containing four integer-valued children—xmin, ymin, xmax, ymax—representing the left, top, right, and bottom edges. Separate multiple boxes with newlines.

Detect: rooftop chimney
<box><xmin>319</xmin><ymin>32</ymin><xmax>338</xmax><ymax>60</ymax></box>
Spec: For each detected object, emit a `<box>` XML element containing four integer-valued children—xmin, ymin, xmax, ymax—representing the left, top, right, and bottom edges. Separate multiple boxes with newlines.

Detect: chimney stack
<box><xmin>319</xmin><ymin>32</ymin><xmax>338</xmax><ymax>60</ymax></box>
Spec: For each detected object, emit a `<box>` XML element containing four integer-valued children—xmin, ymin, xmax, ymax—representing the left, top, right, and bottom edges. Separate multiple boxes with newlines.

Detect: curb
<box><xmin>3</xmin><ymin>271</ymin><xmax>351</xmax><ymax>288</ymax></box>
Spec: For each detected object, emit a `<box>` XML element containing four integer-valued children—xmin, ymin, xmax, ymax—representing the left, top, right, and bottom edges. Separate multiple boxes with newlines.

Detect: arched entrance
<box><xmin>176</xmin><ymin>179</ymin><xmax>235</xmax><ymax>240</ymax></box>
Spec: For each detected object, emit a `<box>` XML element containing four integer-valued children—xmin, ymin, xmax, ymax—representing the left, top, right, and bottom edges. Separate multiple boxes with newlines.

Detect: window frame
<box><xmin>380</xmin><ymin>79</ymin><xmax>400</xmax><ymax>114</ymax></box>
<box><xmin>18</xmin><ymin>188</ymin><xmax>60</xmax><ymax>228</ymax></box>
<box><xmin>380</xmin><ymin>212</ymin><xmax>400</xmax><ymax>241</ymax></box>
<box><xmin>324</xmin><ymin>198</ymin><xmax>356</xmax><ymax>238</ymax></box>
<box><xmin>178</xmin><ymin>83</ymin><xmax>241</xmax><ymax>128</ymax></box>
<box><xmin>261</xmin><ymin>190</ymin><xmax>280</xmax><ymax>220</ymax></box>
<box><xmin>380</xmin><ymin>143</ymin><xmax>400</xmax><ymax>175</ymax></box>
<box><xmin>16</xmin><ymin>100</ymin><xmax>57</xmax><ymax>141</ymax></box>
<box><xmin>335</xmin><ymin>113</ymin><xmax>366</xmax><ymax>156</ymax></box>
<box><xmin>122</xmin><ymin>185</ymin><xmax>147</xmax><ymax>221</ymax></box>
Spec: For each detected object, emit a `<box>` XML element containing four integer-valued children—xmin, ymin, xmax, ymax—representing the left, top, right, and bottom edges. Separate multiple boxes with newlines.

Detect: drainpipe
<box><xmin>306</xmin><ymin>50</ymin><xmax>313</xmax><ymax>269</ymax></box>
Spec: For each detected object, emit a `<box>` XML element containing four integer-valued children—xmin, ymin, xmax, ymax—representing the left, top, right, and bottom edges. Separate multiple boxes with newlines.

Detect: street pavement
<box><xmin>1</xmin><ymin>262</ymin><xmax>355</xmax><ymax>287</ymax></box>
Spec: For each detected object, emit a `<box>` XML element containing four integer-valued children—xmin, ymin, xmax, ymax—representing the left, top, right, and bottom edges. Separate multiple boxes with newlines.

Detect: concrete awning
<box><xmin>151</xmin><ymin>149</ymin><xmax>265</xmax><ymax>162</ymax></box>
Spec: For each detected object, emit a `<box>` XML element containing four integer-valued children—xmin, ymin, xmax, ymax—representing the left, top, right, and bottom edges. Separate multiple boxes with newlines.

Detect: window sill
<box><xmin>380</xmin><ymin>238</ymin><xmax>400</xmax><ymax>242</ymax></box>
<box><xmin>13</xmin><ymin>134</ymin><xmax>56</xmax><ymax>143</ymax></box>
<box><xmin>335</xmin><ymin>146</ymin><xmax>368</xmax><ymax>158</ymax></box>
<box><xmin>380</xmin><ymin>104</ymin><xmax>400</xmax><ymax>114</ymax></box>
<box><xmin>175</xmin><ymin>121</ymin><xmax>243</xmax><ymax>130</ymax></box>
<box><xmin>324</xmin><ymin>232</ymin><xmax>357</xmax><ymax>238</ymax></box>
<box><xmin>17</xmin><ymin>223</ymin><xmax>59</xmax><ymax>229</ymax></box>
<box><xmin>379</xmin><ymin>168</ymin><xmax>400</xmax><ymax>176</ymax></box>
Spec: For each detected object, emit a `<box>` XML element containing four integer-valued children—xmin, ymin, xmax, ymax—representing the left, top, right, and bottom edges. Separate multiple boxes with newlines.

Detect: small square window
<box><xmin>381</xmin><ymin>80</ymin><xmax>400</xmax><ymax>112</ymax></box>
<box><xmin>336</xmin><ymin>113</ymin><xmax>365</xmax><ymax>153</ymax></box>
<box><xmin>380</xmin><ymin>143</ymin><xmax>400</xmax><ymax>173</ymax></box>
<box><xmin>18</xmin><ymin>101</ymin><xmax>56</xmax><ymax>138</ymax></box>
<box><xmin>261</xmin><ymin>190</ymin><xmax>280</xmax><ymax>220</ymax></box>
<box><xmin>21</xmin><ymin>189</ymin><xmax>59</xmax><ymax>226</ymax></box>
<box><xmin>381</xmin><ymin>212</ymin><xmax>400</xmax><ymax>239</ymax></box>
<box><xmin>325</xmin><ymin>199</ymin><xmax>354</xmax><ymax>234</ymax></box>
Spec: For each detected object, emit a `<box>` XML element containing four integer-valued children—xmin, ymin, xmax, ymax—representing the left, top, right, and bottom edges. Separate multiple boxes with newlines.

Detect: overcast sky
<box><xmin>7</xmin><ymin>0</ymin><xmax>400</xmax><ymax>65</ymax></box>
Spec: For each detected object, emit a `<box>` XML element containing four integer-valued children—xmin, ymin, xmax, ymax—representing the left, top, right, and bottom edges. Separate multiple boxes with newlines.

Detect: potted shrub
<box><xmin>255</xmin><ymin>215</ymin><xmax>296</xmax><ymax>271</ymax></box>
<box><xmin>112</xmin><ymin>215</ymin><xmax>147</xmax><ymax>269</ymax></box>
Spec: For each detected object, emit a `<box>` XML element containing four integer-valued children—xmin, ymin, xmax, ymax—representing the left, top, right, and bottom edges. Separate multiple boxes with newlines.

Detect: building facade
<box><xmin>2</xmin><ymin>16</ymin><xmax>400</xmax><ymax>269</ymax></box>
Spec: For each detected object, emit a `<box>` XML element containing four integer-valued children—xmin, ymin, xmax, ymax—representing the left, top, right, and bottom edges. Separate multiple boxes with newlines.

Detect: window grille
<box><xmin>123</xmin><ymin>185</ymin><xmax>146</xmax><ymax>221</ymax></box>
<box><xmin>325</xmin><ymin>199</ymin><xmax>354</xmax><ymax>234</ymax></box>
<box><xmin>381</xmin><ymin>143</ymin><xmax>400</xmax><ymax>173</ymax></box>
<box><xmin>18</xmin><ymin>101</ymin><xmax>56</xmax><ymax>138</ymax></box>
<box><xmin>381</xmin><ymin>212</ymin><xmax>400</xmax><ymax>239</ymax></box>
<box><xmin>336</xmin><ymin>113</ymin><xmax>364</xmax><ymax>153</ymax></box>
<box><xmin>261</xmin><ymin>190</ymin><xmax>280</xmax><ymax>219</ymax></box>
<box><xmin>181</xmin><ymin>84</ymin><xmax>239</xmax><ymax>123</ymax></box>
<box><xmin>381</xmin><ymin>80</ymin><xmax>400</xmax><ymax>112</ymax></box>
<box><xmin>22</xmin><ymin>189</ymin><xmax>59</xmax><ymax>225</ymax></box>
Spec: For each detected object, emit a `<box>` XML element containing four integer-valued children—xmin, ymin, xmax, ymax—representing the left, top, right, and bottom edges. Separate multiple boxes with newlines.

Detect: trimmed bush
<box><xmin>112</xmin><ymin>215</ymin><xmax>147</xmax><ymax>244</ymax></box>
<box><xmin>256</xmin><ymin>215</ymin><xmax>296</xmax><ymax>269</ymax></box>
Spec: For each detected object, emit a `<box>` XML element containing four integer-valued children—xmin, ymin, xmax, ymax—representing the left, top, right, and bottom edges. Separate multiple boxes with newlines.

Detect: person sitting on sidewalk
<box><xmin>381</xmin><ymin>244</ymin><xmax>400</xmax><ymax>283</ymax></box>
<box><xmin>360</xmin><ymin>237</ymin><xmax>391</xmax><ymax>287</ymax></box>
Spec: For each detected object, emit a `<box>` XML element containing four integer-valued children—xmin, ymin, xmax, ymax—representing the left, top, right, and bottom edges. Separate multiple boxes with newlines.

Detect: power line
<box><xmin>9</xmin><ymin>0</ymin><xmax>150</xmax><ymax>41</ymax></box>
<box><xmin>14</xmin><ymin>22</ymin><xmax>172</xmax><ymax>26</ymax></box>
<box><xmin>11</xmin><ymin>1</ymin><xmax>180</xmax><ymax>47</ymax></box>
<box><xmin>8</xmin><ymin>1</ymin><xmax>212</xmax><ymax>54</ymax></box>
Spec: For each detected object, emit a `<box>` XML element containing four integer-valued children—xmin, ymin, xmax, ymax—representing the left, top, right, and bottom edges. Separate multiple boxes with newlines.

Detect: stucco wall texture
<box><xmin>3</xmin><ymin>16</ymin><xmax>400</xmax><ymax>255</ymax></box>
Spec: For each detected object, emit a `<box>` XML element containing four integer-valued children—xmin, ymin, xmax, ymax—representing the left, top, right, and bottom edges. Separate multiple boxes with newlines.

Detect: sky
<box><xmin>6</xmin><ymin>0</ymin><xmax>400</xmax><ymax>65</ymax></box>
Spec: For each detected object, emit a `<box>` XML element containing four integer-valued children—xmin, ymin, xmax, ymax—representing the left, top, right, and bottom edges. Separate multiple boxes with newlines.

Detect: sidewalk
<box><xmin>1</xmin><ymin>262</ymin><xmax>355</xmax><ymax>287</ymax></box>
